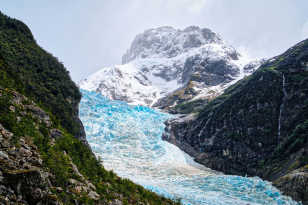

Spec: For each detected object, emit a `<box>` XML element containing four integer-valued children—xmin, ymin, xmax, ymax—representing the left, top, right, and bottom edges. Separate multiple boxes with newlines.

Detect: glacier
<box><xmin>79</xmin><ymin>89</ymin><xmax>299</xmax><ymax>205</ymax></box>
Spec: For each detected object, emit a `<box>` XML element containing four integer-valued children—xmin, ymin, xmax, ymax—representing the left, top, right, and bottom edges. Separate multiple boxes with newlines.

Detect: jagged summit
<box><xmin>122</xmin><ymin>26</ymin><xmax>223</xmax><ymax>64</ymax></box>
<box><xmin>80</xmin><ymin>26</ymin><xmax>260</xmax><ymax>108</ymax></box>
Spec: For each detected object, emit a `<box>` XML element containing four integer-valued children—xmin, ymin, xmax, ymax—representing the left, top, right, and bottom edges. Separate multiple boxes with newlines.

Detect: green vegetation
<box><xmin>0</xmin><ymin>11</ymin><xmax>83</xmax><ymax>138</ymax></box>
<box><xmin>0</xmin><ymin>88</ymin><xmax>178</xmax><ymax>204</ymax></box>
<box><xmin>173</xmin><ymin>99</ymin><xmax>209</xmax><ymax>114</ymax></box>
<box><xmin>173</xmin><ymin>38</ymin><xmax>308</xmax><ymax>183</ymax></box>
<box><xmin>0</xmin><ymin>11</ymin><xmax>179</xmax><ymax>204</ymax></box>
<box><xmin>274</xmin><ymin>120</ymin><xmax>308</xmax><ymax>166</ymax></box>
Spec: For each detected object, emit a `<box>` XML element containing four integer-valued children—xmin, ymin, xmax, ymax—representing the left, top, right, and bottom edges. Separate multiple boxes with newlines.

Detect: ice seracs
<box><xmin>80</xmin><ymin>26</ymin><xmax>262</xmax><ymax>107</ymax></box>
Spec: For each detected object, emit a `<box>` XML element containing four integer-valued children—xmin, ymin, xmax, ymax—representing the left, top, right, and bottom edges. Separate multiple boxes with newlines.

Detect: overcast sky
<box><xmin>2</xmin><ymin>0</ymin><xmax>308</xmax><ymax>82</ymax></box>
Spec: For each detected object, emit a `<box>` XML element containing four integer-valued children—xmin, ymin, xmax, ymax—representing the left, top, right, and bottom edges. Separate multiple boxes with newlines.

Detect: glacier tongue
<box><xmin>79</xmin><ymin>89</ymin><xmax>299</xmax><ymax>205</ymax></box>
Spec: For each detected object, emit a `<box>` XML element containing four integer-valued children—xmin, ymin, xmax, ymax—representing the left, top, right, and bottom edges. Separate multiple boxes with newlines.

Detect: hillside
<box><xmin>0</xmin><ymin>13</ymin><xmax>85</xmax><ymax>142</ymax></box>
<box><xmin>0</xmin><ymin>11</ymin><xmax>178</xmax><ymax>205</ymax></box>
<box><xmin>163</xmin><ymin>39</ymin><xmax>308</xmax><ymax>204</ymax></box>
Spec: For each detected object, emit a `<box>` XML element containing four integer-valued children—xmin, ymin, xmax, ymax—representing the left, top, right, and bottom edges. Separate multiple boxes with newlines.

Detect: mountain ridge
<box><xmin>122</xmin><ymin>26</ymin><xmax>223</xmax><ymax>64</ymax></box>
<box><xmin>80</xmin><ymin>26</ymin><xmax>261</xmax><ymax>109</ymax></box>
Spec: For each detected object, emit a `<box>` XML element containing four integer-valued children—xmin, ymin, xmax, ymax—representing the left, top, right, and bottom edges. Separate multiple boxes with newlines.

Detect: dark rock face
<box><xmin>153</xmin><ymin>53</ymin><xmax>242</xmax><ymax>111</ymax></box>
<box><xmin>163</xmin><ymin>39</ymin><xmax>308</xmax><ymax>203</ymax></box>
<box><xmin>181</xmin><ymin>55</ymin><xmax>238</xmax><ymax>85</ymax></box>
<box><xmin>0</xmin><ymin>121</ymin><xmax>59</xmax><ymax>205</ymax></box>
<box><xmin>274</xmin><ymin>166</ymin><xmax>308</xmax><ymax>205</ymax></box>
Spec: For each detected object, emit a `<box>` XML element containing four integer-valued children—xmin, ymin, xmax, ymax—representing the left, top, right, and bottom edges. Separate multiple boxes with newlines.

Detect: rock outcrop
<box><xmin>274</xmin><ymin>166</ymin><xmax>308</xmax><ymax>205</ymax></box>
<box><xmin>162</xmin><ymin>39</ymin><xmax>308</xmax><ymax>204</ymax></box>
<box><xmin>0</xmin><ymin>89</ymin><xmax>99</xmax><ymax>204</ymax></box>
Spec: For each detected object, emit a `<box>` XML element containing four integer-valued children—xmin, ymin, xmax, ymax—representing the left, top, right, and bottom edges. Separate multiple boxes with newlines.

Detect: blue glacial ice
<box><xmin>79</xmin><ymin>89</ymin><xmax>300</xmax><ymax>205</ymax></box>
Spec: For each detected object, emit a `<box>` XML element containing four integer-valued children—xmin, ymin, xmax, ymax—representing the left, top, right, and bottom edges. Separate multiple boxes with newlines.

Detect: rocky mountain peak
<box><xmin>122</xmin><ymin>26</ymin><xmax>222</xmax><ymax>64</ymax></box>
<box><xmin>81</xmin><ymin>26</ymin><xmax>260</xmax><ymax>108</ymax></box>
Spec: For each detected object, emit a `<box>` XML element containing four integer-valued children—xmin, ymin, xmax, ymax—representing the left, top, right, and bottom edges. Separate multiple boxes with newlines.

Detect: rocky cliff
<box><xmin>0</xmin><ymin>11</ymin><xmax>178</xmax><ymax>205</ymax></box>
<box><xmin>163</xmin><ymin>39</ymin><xmax>308</xmax><ymax>204</ymax></box>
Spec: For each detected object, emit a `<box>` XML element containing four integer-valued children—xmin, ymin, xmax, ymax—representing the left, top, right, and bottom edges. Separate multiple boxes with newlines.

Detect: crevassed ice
<box><xmin>79</xmin><ymin>89</ymin><xmax>300</xmax><ymax>205</ymax></box>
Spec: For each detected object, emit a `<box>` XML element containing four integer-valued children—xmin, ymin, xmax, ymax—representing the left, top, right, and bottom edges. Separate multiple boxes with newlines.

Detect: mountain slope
<box><xmin>0</xmin><ymin>11</ymin><xmax>178</xmax><ymax>205</ymax></box>
<box><xmin>80</xmin><ymin>26</ymin><xmax>261</xmax><ymax>109</ymax></box>
<box><xmin>163</xmin><ymin>39</ymin><xmax>308</xmax><ymax>204</ymax></box>
<box><xmin>0</xmin><ymin>13</ymin><xmax>85</xmax><ymax>142</ymax></box>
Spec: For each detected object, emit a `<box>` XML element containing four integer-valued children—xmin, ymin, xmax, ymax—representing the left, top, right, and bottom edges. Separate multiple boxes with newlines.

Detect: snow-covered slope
<box><xmin>122</xmin><ymin>26</ymin><xmax>222</xmax><ymax>63</ymax></box>
<box><xmin>79</xmin><ymin>62</ymin><xmax>176</xmax><ymax>106</ymax></box>
<box><xmin>80</xmin><ymin>26</ymin><xmax>262</xmax><ymax>107</ymax></box>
